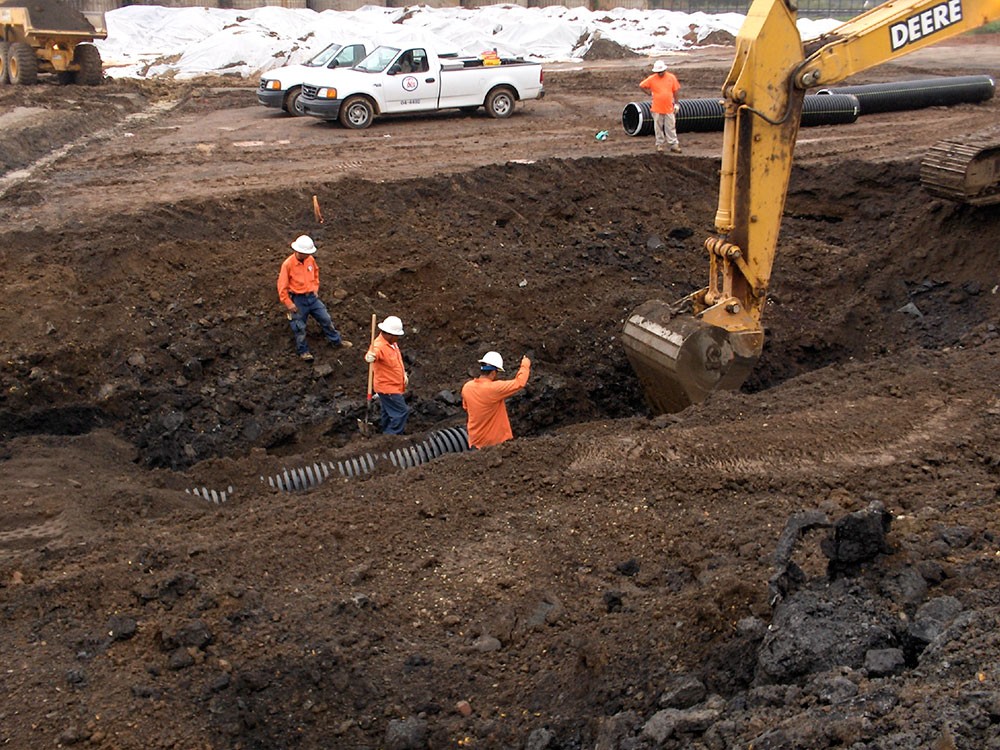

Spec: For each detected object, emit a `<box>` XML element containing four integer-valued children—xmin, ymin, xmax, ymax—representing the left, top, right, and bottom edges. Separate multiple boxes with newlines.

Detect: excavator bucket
<box><xmin>622</xmin><ymin>299</ymin><xmax>761</xmax><ymax>414</ymax></box>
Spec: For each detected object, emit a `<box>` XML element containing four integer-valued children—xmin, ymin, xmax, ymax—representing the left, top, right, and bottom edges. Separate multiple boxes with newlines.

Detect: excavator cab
<box><xmin>622</xmin><ymin>0</ymin><xmax>1000</xmax><ymax>414</ymax></box>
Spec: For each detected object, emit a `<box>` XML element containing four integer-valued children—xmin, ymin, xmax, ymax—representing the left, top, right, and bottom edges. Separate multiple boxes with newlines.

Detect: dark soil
<box><xmin>1</xmin><ymin>37</ymin><xmax>999</xmax><ymax>750</ymax></box>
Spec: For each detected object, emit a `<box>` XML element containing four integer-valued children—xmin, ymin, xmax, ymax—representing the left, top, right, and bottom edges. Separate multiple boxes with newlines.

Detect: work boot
<box><xmin>656</xmin><ymin>145</ymin><xmax>663</xmax><ymax>153</ymax></box>
<box><xmin>299</xmin><ymin>352</ymin><xmax>314</xmax><ymax>362</ymax></box>
<box><xmin>670</xmin><ymin>145</ymin><xmax>682</xmax><ymax>153</ymax></box>
<box><xmin>332</xmin><ymin>339</ymin><xmax>353</xmax><ymax>349</ymax></box>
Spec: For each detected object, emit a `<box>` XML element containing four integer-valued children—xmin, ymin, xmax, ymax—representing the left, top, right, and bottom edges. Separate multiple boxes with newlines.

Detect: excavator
<box><xmin>622</xmin><ymin>0</ymin><xmax>1000</xmax><ymax>414</ymax></box>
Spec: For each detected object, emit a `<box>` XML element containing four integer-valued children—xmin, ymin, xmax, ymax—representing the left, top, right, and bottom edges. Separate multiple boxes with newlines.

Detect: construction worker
<box><xmin>461</xmin><ymin>351</ymin><xmax>531</xmax><ymax>449</ymax></box>
<box><xmin>277</xmin><ymin>235</ymin><xmax>352</xmax><ymax>362</ymax></box>
<box><xmin>364</xmin><ymin>315</ymin><xmax>409</xmax><ymax>434</ymax></box>
<box><xmin>639</xmin><ymin>59</ymin><xmax>682</xmax><ymax>153</ymax></box>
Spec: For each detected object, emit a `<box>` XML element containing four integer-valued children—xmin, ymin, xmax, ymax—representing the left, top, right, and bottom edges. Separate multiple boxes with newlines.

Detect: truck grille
<box><xmin>303</xmin><ymin>84</ymin><xmax>320</xmax><ymax>98</ymax></box>
<box><xmin>258</xmin><ymin>79</ymin><xmax>267</xmax><ymax>90</ymax></box>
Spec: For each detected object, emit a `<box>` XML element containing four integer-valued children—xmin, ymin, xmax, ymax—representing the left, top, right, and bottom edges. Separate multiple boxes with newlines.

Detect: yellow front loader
<box><xmin>622</xmin><ymin>0</ymin><xmax>1000</xmax><ymax>414</ymax></box>
<box><xmin>0</xmin><ymin>0</ymin><xmax>106</xmax><ymax>85</ymax></box>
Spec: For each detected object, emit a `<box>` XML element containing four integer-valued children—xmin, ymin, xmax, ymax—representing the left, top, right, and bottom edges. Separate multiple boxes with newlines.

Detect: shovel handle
<box><xmin>366</xmin><ymin>313</ymin><xmax>377</xmax><ymax>398</ymax></box>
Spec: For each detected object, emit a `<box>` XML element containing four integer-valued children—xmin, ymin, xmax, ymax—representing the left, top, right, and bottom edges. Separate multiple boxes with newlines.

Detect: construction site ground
<box><xmin>1</xmin><ymin>35</ymin><xmax>999</xmax><ymax>750</ymax></box>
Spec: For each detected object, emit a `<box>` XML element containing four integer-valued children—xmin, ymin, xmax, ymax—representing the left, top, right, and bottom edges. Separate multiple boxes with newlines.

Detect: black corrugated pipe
<box><xmin>261</xmin><ymin>425</ymin><xmax>472</xmax><ymax>492</ymax></box>
<box><xmin>816</xmin><ymin>75</ymin><xmax>995</xmax><ymax>115</ymax></box>
<box><xmin>621</xmin><ymin>94</ymin><xmax>861</xmax><ymax>137</ymax></box>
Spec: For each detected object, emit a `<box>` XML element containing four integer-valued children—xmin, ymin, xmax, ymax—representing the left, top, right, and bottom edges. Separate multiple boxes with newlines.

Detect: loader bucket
<box><xmin>622</xmin><ymin>299</ymin><xmax>761</xmax><ymax>414</ymax></box>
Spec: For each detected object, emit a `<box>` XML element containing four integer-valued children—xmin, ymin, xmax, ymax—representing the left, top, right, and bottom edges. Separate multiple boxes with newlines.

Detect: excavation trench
<box><xmin>1</xmin><ymin>154</ymin><xmax>996</xmax><ymax>471</ymax></box>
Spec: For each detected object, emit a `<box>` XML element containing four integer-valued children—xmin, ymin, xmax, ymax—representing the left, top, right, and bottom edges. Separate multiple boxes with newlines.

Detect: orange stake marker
<box><xmin>312</xmin><ymin>195</ymin><xmax>324</xmax><ymax>224</ymax></box>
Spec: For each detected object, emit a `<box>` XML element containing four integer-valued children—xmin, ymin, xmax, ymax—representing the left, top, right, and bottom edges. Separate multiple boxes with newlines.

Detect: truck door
<box><xmin>383</xmin><ymin>48</ymin><xmax>439</xmax><ymax>113</ymax></box>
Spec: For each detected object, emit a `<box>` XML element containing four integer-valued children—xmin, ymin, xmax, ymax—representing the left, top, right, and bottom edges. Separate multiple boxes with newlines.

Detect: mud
<box><xmin>1</xmin><ymin>38</ymin><xmax>999</xmax><ymax>750</ymax></box>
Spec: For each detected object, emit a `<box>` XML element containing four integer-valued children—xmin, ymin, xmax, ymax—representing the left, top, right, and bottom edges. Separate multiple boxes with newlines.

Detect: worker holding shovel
<box><xmin>364</xmin><ymin>315</ymin><xmax>409</xmax><ymax>434</ymax></box>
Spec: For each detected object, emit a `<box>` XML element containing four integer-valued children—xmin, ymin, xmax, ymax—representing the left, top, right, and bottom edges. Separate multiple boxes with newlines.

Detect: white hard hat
<box><xmin>291</xmin><ymin>235</ymin><xmax>316</xmax><ymax>254</ymax></box>
<box><xmin>652</xmin><ymin>60</ymin><xmax>667</xmax><ymax>73</ymax></box>
<box><xmin>478</xmin><ymin>351</ymin><xmax>504</xmax><ymax>372</ymax></box>
<box><xmin>378</xmin><ymin>315</ymin><xmax>404</xmax><ymax>336</ymax></box>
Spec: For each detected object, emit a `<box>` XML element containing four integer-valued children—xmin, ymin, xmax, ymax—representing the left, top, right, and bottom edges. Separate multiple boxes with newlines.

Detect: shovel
<box><xmin>358</xmin><ymin>313</ymin><xmax>377</xmax><ymax>437</ymax></box>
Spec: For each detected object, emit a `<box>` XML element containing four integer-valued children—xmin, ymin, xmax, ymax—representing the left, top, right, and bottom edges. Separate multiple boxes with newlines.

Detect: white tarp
<box><xmin>95</xmin><ymin>4</ymin><xmax>841</xmax><ymax>80</ymax></box>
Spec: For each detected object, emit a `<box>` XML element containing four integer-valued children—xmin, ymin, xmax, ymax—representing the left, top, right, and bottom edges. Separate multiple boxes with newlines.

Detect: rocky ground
<box><xmin>1</xmin><ymin>35</ymin><xmax>999</xmax><ymax>750</ymax></box>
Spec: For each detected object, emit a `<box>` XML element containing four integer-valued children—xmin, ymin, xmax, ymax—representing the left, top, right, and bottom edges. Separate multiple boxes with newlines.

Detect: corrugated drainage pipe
<box><xmin>186</xmin><ymin>485</ymin><xmax>235</xmax><ymax>504</ymax></box>
<box><xmin>622</xmin><ymin>94</ymin><xmax>861</xmax><ymax>137</ymax></box>
<box><xmin>816</xmin><ymin>75</ymin><xmax>995</xmax><ymax>115</ymax></box>
<box><xmin>262</xmin><ymin>425</ymin><xmax>471</xmax><ymax>492</ymax></box>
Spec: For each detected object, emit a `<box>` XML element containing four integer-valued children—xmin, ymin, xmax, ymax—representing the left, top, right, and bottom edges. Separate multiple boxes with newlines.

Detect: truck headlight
<box><xmin>264</xmin><ymin>80</ymin><xmax>281</xmax><ymax>90</ymax></box>
<box><xmin>318</xmin><ymin>88</ymin><xmax>338</xmax><ymax>99</ymax></box>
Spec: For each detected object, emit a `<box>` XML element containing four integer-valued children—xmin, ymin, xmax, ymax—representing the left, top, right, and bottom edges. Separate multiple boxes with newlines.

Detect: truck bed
<box><xmin>440</xmin><ymin>57</ymin><xmax>536</xmax><ymax>71</ymax></box>
<box><xmin>0</xmin><ymin>0</ymin><xmax>101</xmax><ymax>35</ymax></box>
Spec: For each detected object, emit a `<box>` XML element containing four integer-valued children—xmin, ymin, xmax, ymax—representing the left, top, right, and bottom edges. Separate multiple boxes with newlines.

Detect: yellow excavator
<box><xmin>622</xmin><ymin>0</ymin><xmax>1000</xmax><ymax>414</ymax></box>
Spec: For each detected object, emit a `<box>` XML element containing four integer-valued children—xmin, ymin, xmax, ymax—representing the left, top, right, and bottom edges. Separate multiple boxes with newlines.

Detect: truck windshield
<box><xmin>355</xmin><ymin>46</ymin><xmax>400</xmax><ymax>74</ymax></box>
<box><xmin>307</xmin><ymin>44</ymin><xmax>343</xmax><ymax>67</ymax></box>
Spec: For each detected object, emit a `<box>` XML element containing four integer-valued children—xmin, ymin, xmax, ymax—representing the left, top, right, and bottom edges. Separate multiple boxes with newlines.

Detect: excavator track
<box><xmin>920</xmin><ymin>128</ymin><xmax>1000</xmax><ymax>206</ymax></box>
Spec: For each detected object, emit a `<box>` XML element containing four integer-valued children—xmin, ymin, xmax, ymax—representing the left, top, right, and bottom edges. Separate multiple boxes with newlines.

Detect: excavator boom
<box><xmin>623</xmin><ymin>0</ymin><xmax>1000</xmax><ymax>414</ymax></box>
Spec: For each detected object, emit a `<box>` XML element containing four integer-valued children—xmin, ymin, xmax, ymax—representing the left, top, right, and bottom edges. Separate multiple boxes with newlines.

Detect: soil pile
<box><xmin>0</xmin><ymin>0</ymin><xmax>98</xmax><ymax>33</ymax></box>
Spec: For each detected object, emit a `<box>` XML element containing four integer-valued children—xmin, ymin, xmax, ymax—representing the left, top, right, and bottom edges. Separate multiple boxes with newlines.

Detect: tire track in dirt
<box><xmin>0</xmin><ymin>99</ymin><xmax>180</xmax><ymax>202</ymax></box>
<box><xmin>568</xmin><ymin>394</ymin><xmax>974</xmax><ymax>479</ymax></box>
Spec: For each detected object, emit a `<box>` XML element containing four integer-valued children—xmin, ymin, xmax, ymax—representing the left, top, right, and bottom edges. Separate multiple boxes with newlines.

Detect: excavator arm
<box><xmin>623</xmin><ymin>0</ymin><xmax>1000</xmax><ymax>414</ymax></box>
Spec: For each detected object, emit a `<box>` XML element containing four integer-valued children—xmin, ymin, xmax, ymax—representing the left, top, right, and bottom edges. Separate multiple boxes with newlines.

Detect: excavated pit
<box><xmin>1</xmin><ymin>154</ymin><xmax>996</xmax><ymax>469</ymax></box>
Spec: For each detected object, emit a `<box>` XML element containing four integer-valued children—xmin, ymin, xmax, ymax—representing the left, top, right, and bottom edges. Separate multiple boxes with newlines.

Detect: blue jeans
<box><xmin>288</xmin><ymin>292</ymin><xmax>343</xmax><ymax>353</ymax></box>
<box><xmin>378</xmin><ymin>393</ymin><xmax>409</xmax><ymax>435</ymax></box>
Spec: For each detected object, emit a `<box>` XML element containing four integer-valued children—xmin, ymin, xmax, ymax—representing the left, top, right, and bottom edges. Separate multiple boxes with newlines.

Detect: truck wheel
<box><xmin>285</xmin><ymin>87</ymin><xmax>304</xmax><ymax>116</ymax></box>
<box><xmin>73</xmin><ymin>44</ymin><xmax>103</xmax><ymax>86</ymax></box>
<box><xmin>339</xmin><ymin>95</ymin><xmax>375</xmax><ymax>129</ymax></box>
<box><xmin>0</xmin><ymin>42</ymin><xmax>10</xmax><ymax>86</ymax></box>
<box><xmin>8</xmin><ymin>42</ymin><xmax>38</xmax><ymax>86</ymax></box>
<box><xmin>485</xmin><ymin>87</ymin><xmax>516</xmax><ymax>119</ymax></box>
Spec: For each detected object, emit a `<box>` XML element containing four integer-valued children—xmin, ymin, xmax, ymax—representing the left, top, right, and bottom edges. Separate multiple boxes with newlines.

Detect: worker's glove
<box><xmin>521</xmin><ymin>356</ymin><xmax>531</xmax><ymax>367</ymax></box>
<box><xmin>404</xmin><ymin>373</ymin><xmax>410</xmax><ymax>388</ymax></box>
<box><xmin>673</xmin><ymin>103</ymin><xmax>680</xmax><ymax>114</ymax></box>
<box><xmin>364</xmin><ymin>352</ymin><xmax>376</xmax><ymax>364</ymax></box>
<box><xmin>286</xmin><ymin>305</ymin><xmax>298</xmax><ymax>317</ymax></box>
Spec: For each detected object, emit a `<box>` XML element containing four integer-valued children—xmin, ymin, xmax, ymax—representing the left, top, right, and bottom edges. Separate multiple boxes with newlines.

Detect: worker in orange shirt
<box><xmin>277</xmin><ymin>235</ymin><xmax>352</xmax><ymax>362</ymax></box>
<box><xmin>639</xmin><ymin>60</ymin><xmax>682</xmax><ymax>154</ymax></box>
<box><xmin>364</xmin><ymin>315</ymin><xmax>409</xmax><ymax>434</ymax></box>
<box><xmin>461</xmin><ymin>351</ymin><xmax>531</xmax><ymax>449</ymax></box>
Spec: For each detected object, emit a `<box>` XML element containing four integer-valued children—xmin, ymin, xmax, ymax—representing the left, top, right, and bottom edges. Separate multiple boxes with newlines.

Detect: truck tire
<box><xmin>339</xmin><ymin>95</ymin><xmax>375</xmax><ymax>129</ymax></box>
<box><xmin>485</xmin><ymin>86</ymin><xmax>516</xmax><ymax>119</ymax></box>
<box><xmin>0</xmin><ymin>42</ymin><xmax>9</xmax><ymax>86</ymax></box>
<box><xmin>73</xmin><ymin>44</ymin><xmax>103</xmax><ymax>86</ymax></box>
<box><xmin>8</xmin><ymin>42</ymin><xmax>38</xmax><ymax>86</ymax></box>
<box><xmin>285</xmin><ymin>86</ymin><xmax>304</xmax><ymax>116</ymax></box>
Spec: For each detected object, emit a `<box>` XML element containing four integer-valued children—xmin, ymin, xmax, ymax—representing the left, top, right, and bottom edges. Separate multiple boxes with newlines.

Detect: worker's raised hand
<box><xmin>364</xmin><ymin>352</ymin><xmax>376</xmax><ymax>364</ymax></box>
<box><xmin>521</xmin><ymin>355</ymin><xmax>531</xmax><ymax>367</ymax></box>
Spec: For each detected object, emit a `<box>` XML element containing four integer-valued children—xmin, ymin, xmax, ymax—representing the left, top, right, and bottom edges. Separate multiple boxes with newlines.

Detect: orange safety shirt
<box><xmin>639</xmin><ymin>72</ymin><xmax>681</xmax><ymax>115</ymax></box>
<box><xmin>461</xmin><ymin>359</ymin><xmax>531</xmax><ymax>449</ymax></box>
<box><xmin>277</xmin><ymin>253</ymin><xmax>321</xmax><ymax>306</ymax></box>
<box><xmin>367</xmin><ymin>335</ymin><xmax>406</xmax><ymax>395</ymax></box>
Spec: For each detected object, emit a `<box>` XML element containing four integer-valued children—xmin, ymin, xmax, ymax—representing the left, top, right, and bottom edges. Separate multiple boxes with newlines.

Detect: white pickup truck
<box><xmin>257</xmin><ymin>41</ymin><xmax>373</xmax><ymax>116</ymax></box>
<box><xmin>298</xmin><ymin>44</ymin><xmax>545</xmax><ymax>129</ymax></box>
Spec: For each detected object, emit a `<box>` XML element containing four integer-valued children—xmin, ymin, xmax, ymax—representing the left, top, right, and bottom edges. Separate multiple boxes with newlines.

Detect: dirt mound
<box><xmin>0</xmin><ymin>0</ymin><xmax>97</xmax><ymax>33</ymax></box>
<box><xmin>583</xmin><ymin>36</ymin><xmax>643</xmax><ymax>60</ymax></box>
